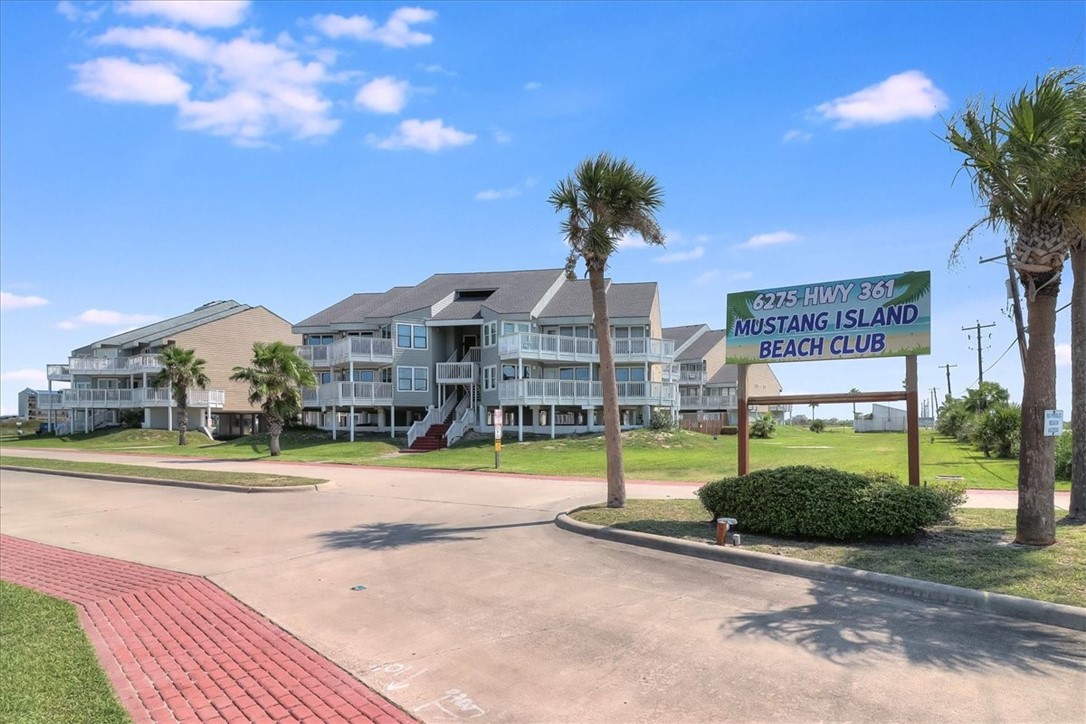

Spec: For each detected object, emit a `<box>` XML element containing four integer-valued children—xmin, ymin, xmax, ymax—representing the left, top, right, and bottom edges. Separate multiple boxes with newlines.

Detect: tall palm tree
<box><xmin>154</xmin><ymin>346</ymin><xmax>209</xmax><ymax>446</ymax></box>
<box><xmin>230</xmin><ymin>341</ymin><xmax>316</xmax><ymax>456</ymax></box>
<box><xmin>946</xmin><ymin>68</ymin><xmax>1081</xmax><ymax>544</ymax></box>
<box><xmin>550</xmin><ymin>152</ymin><xmax>665</xmax><ymax>508</ymax></box>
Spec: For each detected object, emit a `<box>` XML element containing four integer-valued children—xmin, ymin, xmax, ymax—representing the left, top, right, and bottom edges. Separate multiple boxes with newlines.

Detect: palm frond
<box><xmin>882</xmin><ymin>271</ymin><xmax>931</xmax><ymax>307</ymax></box>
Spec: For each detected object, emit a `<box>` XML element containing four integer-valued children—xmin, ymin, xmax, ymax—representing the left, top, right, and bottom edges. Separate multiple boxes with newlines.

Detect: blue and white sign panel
<box><xmin>726</xmin><ymin>271</ymin><xmax>931</xmax><ymax>364</ymax></box>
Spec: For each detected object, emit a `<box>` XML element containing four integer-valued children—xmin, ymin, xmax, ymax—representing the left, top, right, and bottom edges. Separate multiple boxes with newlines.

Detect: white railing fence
<box><xmin>497</xmin><ymin>379</ymin><xmax>678</xmax><ymax>405</ymax></box>
<box><xmin>445</xmin><ymin>407</ymin><xmax>476</xmax><ymax>447</ymax></box>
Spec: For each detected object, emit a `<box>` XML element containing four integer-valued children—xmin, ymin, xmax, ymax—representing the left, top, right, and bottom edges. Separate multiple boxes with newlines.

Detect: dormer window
<box><xmin>455</xmin><ymin>289</ymin><xmax>496</xmax><ymax>301</ymax></box>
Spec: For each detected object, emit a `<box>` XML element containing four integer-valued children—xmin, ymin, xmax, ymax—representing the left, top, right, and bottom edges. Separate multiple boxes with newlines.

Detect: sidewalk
<box><xmin>0</xmin><ymin>535</ymin><xmax>413</xmax><ymax>724</ymax></box>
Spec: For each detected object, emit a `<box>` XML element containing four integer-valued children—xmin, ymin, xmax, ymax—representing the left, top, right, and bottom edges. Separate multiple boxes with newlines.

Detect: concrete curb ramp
<box><xmin>0</xmin><ymin>464</ymin><xmax>325</xmax><ymax>494</ymax></box>
<box><xmin>555</xmin><ymin>513</ymin><xmax>1086</xmax><ymax>633</ymax></box>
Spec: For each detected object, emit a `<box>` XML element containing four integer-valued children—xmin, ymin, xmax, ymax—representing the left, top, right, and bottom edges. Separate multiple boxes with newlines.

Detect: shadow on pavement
<box><xmin>313</xmin><ymin>519</ymin><xmax>552</xmax><ymax>550</ymax></box>
<box><xmin>159</xmin><ymin>458</ymin><xmax>265</xmax><ymax>464</ymax></box>
<box><xmin>726</xmin><ymin>579</ymin><xmax>1085</xmax><ymax>673</ymax></box>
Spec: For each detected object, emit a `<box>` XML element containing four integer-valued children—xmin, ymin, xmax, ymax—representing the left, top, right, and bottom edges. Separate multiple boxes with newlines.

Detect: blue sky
<box><xmin>1</xmin><ymin>0</ymin><xmax>1082</xmax><ymax>420</ymax></box>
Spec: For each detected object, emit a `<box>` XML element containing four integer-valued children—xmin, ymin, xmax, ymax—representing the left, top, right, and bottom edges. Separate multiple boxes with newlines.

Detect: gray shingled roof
<box><xmin>431</xmin><ymin>300</ymin><xmax>485</xmax><ymax>321</ymax></box>
<box><xmin>662</xmin><ymin>324</ymin><xmax>706</xmax><ymax>350</ymax></box>
<box><xmin>79</xmin><ymin>301</ymin><xmax>251</xmax><ymax>350</ymax></box>
<box><xmin>366</xmin><ymin>269</ymin><xmax>565</xmax><ymax>318</ymax></box>
<box><xmin>676</xmin><ymin>329</ymin><xmax>726</xmax><ymax>361</ymax></box>
<box><xmin>538</xmin><ymin>280</ymin><xmax>657</xmax><ymax>319</ymax></box>
<box><xmin>708</xmin><ymin>364</ymin><xmax>739</xmax><ymax>385</ymax></box>
<box><xmin>294</xmin><ymin>292</ymin><xmax>387</xmax><ymax>327</ymax></box>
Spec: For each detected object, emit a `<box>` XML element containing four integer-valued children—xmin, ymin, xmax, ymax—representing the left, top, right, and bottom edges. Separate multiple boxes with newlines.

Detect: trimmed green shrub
<box><xmin>972</xmin><ymin>403</ymin><xmax>1021</xmax><ymax>458</ymax></box>
<box><xmin>649</xmin><ymin>409</ymin><xmax>675</xmax><ymax>431</ymax></box>
<box><xmin>1055</xmin><ymin>429</ymin><xmax>1073</xmax><ymax>480</ymax></box>
<box><xmin>809</xmin><ymin>419</ymin><xmax>825</xmax><ymax>433</ymax></box>
<box><xmin>749</xmin><ymin>414</ymin><xmax>776</xmax><ymax>439</ymax></box>
<box><xmin>696</xmin><ymin>466</ymin><xmax>965</xmax><ymax>541</ymax></box>
<box><xmin>120</xmin><ymin>410</ymin><xmax>143</xmax><ymax>428</ymax></box>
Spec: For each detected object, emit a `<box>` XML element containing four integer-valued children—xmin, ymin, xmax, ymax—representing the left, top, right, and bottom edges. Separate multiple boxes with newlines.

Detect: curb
<box><xmin>0</xmin><ymin>465</ymin><xmax>326</xmax><ymax>494</ymax></box>
<box><xmin>555</xmin><ymin>513</ymin><xmax>1086</xmax><ymax>633</ymax></box>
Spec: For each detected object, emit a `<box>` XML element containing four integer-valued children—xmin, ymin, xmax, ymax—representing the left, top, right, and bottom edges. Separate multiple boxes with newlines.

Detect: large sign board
<box><xmin>726</xmin><ymin>271</ymin><xmax>931</xmax><ymax>364</ymax></box>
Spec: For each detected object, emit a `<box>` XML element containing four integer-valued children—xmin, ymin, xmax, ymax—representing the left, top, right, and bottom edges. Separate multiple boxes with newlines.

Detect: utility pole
<box><xmin>980</xmin><ymin>244</ymin><xmax>1027</xmax><ymax>371</ymax></box>
<box><xmin>930</xmin><ymin>387</ymin><xmax>939</xmax><ymax>416</ymax></box>
<box><xmin>939</xmin><ymin>363</ymin><xmax>957</xmax><ymax>398</ymax></box>
<box><xmin>962</xmin><ymin>320</ymin><xmax>997</xmax><ymax>385</ymax></box>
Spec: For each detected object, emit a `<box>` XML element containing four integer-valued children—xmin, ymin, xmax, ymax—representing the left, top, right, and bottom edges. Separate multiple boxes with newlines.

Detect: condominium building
<box><xmin>293</xmin><ymin>269</ymin><xmax>678</xmax><ymax>449</ymax></box>
<box><xmin>40</xmin><ymin>301</ymin><xmax>299</xmax><ymax>436</ymax></box>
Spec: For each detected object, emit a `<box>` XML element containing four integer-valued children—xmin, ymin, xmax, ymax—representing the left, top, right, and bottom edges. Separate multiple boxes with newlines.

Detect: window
<box><xmin>615</xmin><ymin>367</ymin><xmax>646</xmax><ymax>383</ymax></box>
<box><xmin>320</xmin><ymin>372</ymin><xmax>332</xmax><ymax>384</ymax></box>
<box><xmin>353</xmin><ymin>369</ymin><xmax>375</xmax><ymax>382</ymax></box>
<box><xmin>612</xmin><ymin>326</ymin><xmax>647</xmax><ymax>339</ymax></box>
<box><xmin>396</xmin><ymin>323</ymin><xmax>427</xmax><ymax>349</ymax></box>
<box><xmin>483</xmin><ymin>366</ymin><xmax>497</xmax><ymax>391</ymax></box>
<box><xmin>501</xmin><ymin>321</ymin><xmax>531</xmax><ymax>336</ymax></box>
<box><xmin>380</xmin><ymin>367</ymin><xmax>393</xmax><ymax>383</ymax></box>
<box><xmin>502</xmin><ymin>364</ymin><xmax>531</xmax><ymax>381</ymax></box>
<box><xmin>306</xmin><ymin>334</ymin><xmax>333</xmax><ymax>346</ymax></box>
<box><xmin>483</xmin><ymin>321</ymin><xmax>497</xmax><ymax>347</ymax></box>
<box><xmin>396</xmin><ymin>366</ymin><xmax>429</xmax><ymax>392</ymax></box>
<box><xmin>559</xmin><ymin>367</ymin><xmax>591</xmax><ymax>381</ymax></box>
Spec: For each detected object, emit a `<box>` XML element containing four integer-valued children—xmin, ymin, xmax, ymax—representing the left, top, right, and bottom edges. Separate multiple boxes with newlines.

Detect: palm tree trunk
<box><xmin>177</xmin><ymin>391</ymin><xmax>188</xmax><ymax>446</ymax></box>
<box><xmin>269</xmin><ymin>416</ymin><xmax>283</xmax><ymax>456</ymax></box>
<box><xmin>1016</xmin><ymin>278</ymin><xmax>1060</xmax><ymax>545</ymax></box>
<box><xmin>587</xmin><ymin>261</ymin><xmax>626</xmax><ymax>508</ymax></box>
<box><xmin>1069</xmin><ymin>246</ymin><xmax>1085</xmax><ymax>520</ymax></box>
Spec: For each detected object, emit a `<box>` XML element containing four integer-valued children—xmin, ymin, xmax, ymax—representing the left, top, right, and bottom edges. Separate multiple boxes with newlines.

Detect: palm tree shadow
<box><xmin>313</xmin><ymin>519</ymin><xmax>551</xmax><ymax>550</ymax></box>
<box><xmin>725</xmin><ymin>580</ymin><xmax>1085</xmax><ymax>674</ymax></box>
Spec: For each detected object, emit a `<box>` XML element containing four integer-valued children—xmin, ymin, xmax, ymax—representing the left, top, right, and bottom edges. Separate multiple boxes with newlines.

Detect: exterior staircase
<box><xmin>401</xmin><ymin>423</ymin><xmax>449</xmax><ymax>453</ymax></box>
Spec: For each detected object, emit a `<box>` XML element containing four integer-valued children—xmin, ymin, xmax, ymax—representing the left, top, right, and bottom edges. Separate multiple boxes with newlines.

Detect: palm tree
<box><xmin>154</xmin><ymin>346</ymin><xmax>209</xmax><ymax>446</ymax></box>
<box><xmin>962</xmin><ymin>381</ymin><xmax>1011</xmax><ymax>414</ymax></box>
<box><xmin>946</xmin><ymin>69</ymin><xmax>1082</xmax><ymax>544</ymax></box>
<box><xmin>230</xmin><ymin>341</ymin><xmax>316</xmax><ymax>456</ymax></box>
<box><xmin>550</xmin><ymin>152</ymin><xmax>665</xmax><ymax>508</ymax></box>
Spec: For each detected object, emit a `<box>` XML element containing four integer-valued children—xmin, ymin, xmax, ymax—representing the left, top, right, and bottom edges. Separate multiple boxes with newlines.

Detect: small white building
<box><xmin>854</xmin><ymin>403</ymin><xmax>907</xmax><ymax>433</ymax></box>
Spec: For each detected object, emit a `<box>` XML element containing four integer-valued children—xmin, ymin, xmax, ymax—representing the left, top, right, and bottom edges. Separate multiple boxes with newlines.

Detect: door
<box><xmin>462</xmin><ymin>334</ymin><xmax>478</xmax><ymax>354</ymax></box>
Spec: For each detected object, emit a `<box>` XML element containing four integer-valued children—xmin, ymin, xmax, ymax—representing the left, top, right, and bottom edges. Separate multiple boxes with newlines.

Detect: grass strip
<box><xmin>0</xmin><ymin>582</ymin><xmax>130</xmax><ymax>724</ymax></box>
<box><xmin>571</xmin><ymin>500</ymin><xmax>1086</xmax><ymax>607</ymax></box>
<box><xmin>0</xmin><ymin>456</ymin><xmax>326</xmax><ymax>488</ymax></box>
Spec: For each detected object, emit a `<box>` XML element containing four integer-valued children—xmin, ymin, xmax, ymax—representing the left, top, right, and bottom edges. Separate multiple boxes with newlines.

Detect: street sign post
<box><xmin>1044</xmin><ymin>410</ymin><xmax>1064</xmax><ymax>437</ymax></box>
<box><xmin>494</xmin><ymin>409</ymin><xmax>503</xmax><ymax>468</ymax></box>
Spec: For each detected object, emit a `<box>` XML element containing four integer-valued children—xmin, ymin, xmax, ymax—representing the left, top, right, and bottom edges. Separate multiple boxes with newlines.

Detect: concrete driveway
<box><xmin>1</xmin><ymin>451</ymin><xmax>1082</xmax><ymax>722</ymax></box>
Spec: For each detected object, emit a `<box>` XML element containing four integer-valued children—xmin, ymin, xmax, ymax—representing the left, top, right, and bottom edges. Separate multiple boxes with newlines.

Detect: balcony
<box><xmin>35</xmin><ymin>392</ymin><xmax>66</xmax><ymax>410</ymax></box>
<box><xmin>679</xmin><ymin>394</ymin><xmax>737</xmax><ymax>411</ymax></box>
<box><xmin>499</xmin><ymin>379</ymin><xmax>678</xmax><ymax>407</ymax></box>
<box><xmin>67</xmin><ymin>354</ymin><xmax>164</xmax><ymax>375</ymax></box>
<box><xmin>677</xmin><ymin>369</ymin><xmax>707</xmax><ymax>384</ymax></box>
<box><xmin>57</xmin><ymin>388</ymin><xmax>225</xmax><ymax>409</ymax></box>
<box><xmin>435</xmin><ymin>347</ymin><xmax>480</xmax><ymax>384</ymax></box>
<box><xmin>302</xmin><ymin>381</ymin><xmax>394</xmax><ymax>407</ymax></box>
<box><xmin>498</xmin><ymin>333</ymin><xmax>675</xmax><ymax>364</ymax></box>
<box><xmin>297</xmin><ymin>337</ymin><xmax>395</xmax><ymax>368</ymax></box>
<box><xmin>47</xmin><ymin>364</ymin><xmax>71</xmax><ymax>382</ymax></box>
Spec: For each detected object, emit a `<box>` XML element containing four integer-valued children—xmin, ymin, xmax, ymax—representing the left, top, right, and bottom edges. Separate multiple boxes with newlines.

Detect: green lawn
<box><xmin>0</xmin><ymin>582</ymin><xmax>130</xmax><ymax>724</ymax></box>
<box><xmin>0</xmin><ymin>455</ymin><xmax>326</xmax><ymax>488</ymax></box>
<box><xmin>1</xmin><ymin>425</ymin><xmax>1064</xmax><ymax>491</ymax></box>
<box><xmin>571</xmin><ymin>501</ymin><xmax>1086</xmax><ymax>607</ymax></box>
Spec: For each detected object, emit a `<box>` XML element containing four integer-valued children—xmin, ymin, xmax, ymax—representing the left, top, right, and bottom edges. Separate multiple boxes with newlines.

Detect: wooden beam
<box><xmin>905</xmin><ymin>355</ymin><xmax>920</xmax><ymax>486</ymax></box>
<box><xmin>749</xmin><ymin>391</ymin><xmax>906</xmax><ymax>406</ymax></box>
<box><xmin>737</xmin><ymin>365</ymin><xmax>749</xmax><ymax>476</ymax></box>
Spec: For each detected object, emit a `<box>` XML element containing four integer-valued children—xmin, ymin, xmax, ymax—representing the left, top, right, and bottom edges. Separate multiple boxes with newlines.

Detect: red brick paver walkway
<box><xmin>0</xmin><ymin>535</ymin><xmax>414</xmax><ymax>724</ymax></box>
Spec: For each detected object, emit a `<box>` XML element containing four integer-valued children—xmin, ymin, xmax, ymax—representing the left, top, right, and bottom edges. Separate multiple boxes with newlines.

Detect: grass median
<box><xmin>0</xmin><ymin>456</ymin><xmax>326</xmax><ymax>488</ymax></box>
<box><xmin>0</xmin><ymin>581</ymin><xmax>130</xmax><ymax>724</ymax></box>
<box><xmin>571</xmin><ymin>500</ymin><xmax>1086</xmax><ymax>607</ymax></box>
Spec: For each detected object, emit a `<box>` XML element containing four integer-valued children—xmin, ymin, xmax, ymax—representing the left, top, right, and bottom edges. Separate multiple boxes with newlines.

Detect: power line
<box><xmin>964</xmin><ymin>337</ymin><xmax>1018</xmax><ymax>390</ymax></box>
<box><xmin>962</xmin><ymin>320</ymin><xmax>996</xmax><ymax>384</ymax></box>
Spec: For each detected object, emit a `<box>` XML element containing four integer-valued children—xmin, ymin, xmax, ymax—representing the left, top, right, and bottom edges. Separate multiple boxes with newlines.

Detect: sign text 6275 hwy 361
<box><xmin>725</xmin><ymin>271</ymin><xmax>931</xmax><ymax>365</ymax></box>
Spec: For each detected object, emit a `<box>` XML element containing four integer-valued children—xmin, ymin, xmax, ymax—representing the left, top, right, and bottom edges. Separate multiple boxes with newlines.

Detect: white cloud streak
<box><xmin>116</xmin><ymin>0</ymin><xmax>250</xmax><ymax>28</ymax></box>
<box><xmin>655</xmin><ymin>246</ymin><xmax>705</xmax><ymax>263</ymax></box>
<box><xmin>366</xmin><ymin>118</ymin><xmax>475</xmax><ymax>152</ymax></box>
<box><xmin>355</xmin><ymin>76</ymin><xmax>410</xmax><ymax>113</ymax></box>
<box><xmin>1056</xmin><ymin>343</ymin><xmax>1071</xmax><ymax>368</ymax></box>
<box><xmin>523</xmin><ymin>81</ymin><xmax>542</xmax><ymax>91</ymax></box>
<box><xmin>57</xmin><ymin>1</ymin><xmax>105</xmax><ymax>23</ymax></box>
<box><xmin>694</xmin><ymin>270</ymin><xmax>720</xmax><ymax>285</ymax></box>
<box><xmin>72</xmin><ymin>57</ymin><xmax>191</xmax><ymax>105</ymax></box>
<box><xmin>0</xmin><ymin>369</ymin><xmax>50</xmax><ymax>385</ymax></box>
<box><xmin>1</xmin><ymin>291</ymin><xmax>49</xmax><ymax>311</ymax></box>
<box><xmin>783</xmin><ymin>129</ymin><xmax>812</xmax><ymax>143</ymax></box>
<box><xmin>815</xmin><ymin>70</ymin><xmax>948</xmax><ymax>128</ymax></box>
<box><xmin>312</xmin><ymin>7</ymin><xmax>437</xmax><ymax>48</ymax></box>
<box><xmin>475</xmin><ymin>187</ymin><xmax>521</xmax><ymax>201</ymax></box>
<box><xmin>737</xmin><ymin>231</ymin><xmax>800</xmax><ymax>249</ymax></box>
<box><xmin>56</xmin><ymin>309</ymin><xmax>160</xmax><ymax>330</ymax></box>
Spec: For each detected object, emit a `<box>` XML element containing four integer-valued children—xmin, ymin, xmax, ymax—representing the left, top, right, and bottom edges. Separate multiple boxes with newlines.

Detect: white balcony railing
<box><xmin>297</xmin><ymin>345</ymin><xmax>331</xmax><ymax>365</ymax></box>
<box><xmin>35</xmin><ymin>392</ymin><xmax>66</xmax><ymax>409</ymax></box>
<box><xmin>498</xmin><ymin>333</ymin><xmax>675</xmax><ymax>364</ymax></box>
<box><xmin>302</xmin><ymin>381</ymin><xmax>394</xmax><ymax>407</ymax></box>
<box><xmin>498</xmin><ymin>379</ymin><xmax>678</xmax><ymax>406</ymax></box>
<box><xmin>677</xmin><ymin>369</ymin><xmax>707</xmax><ymax>383</ymax></box>
<box><xmin>67</xmin><ymin>354</ymin><xmax>164</xmax><ymax>375</ymax></box>
<box><xmin>679</xmin><ymin>394</ymin><xmax>737</xmax><ymax>410</ymax></box>
<box><xmin>297</xmin><ymin>337</ymin><xmax>395</xmax><ymax>368</ymax></box>
<box><xmin>58</xmin><ymin>388</ymin><xmax>224</xmax><ymax>409</ymax></box>
<box><xmin>47</xmin><ymin>364</ymin><xmax>71</xmax><ymax>381</ymax></box>
<box><xmin>436</xmin><ymin>362</ymin><xmax>477</xmax><ymax>384</ymax></box>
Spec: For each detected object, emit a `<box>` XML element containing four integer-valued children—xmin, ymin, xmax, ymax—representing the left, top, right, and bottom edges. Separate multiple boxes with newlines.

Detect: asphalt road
<box><xmin>1</xmin><ymin>452</ymin><xmax>1082</xmax><ymax>723</ymax></box>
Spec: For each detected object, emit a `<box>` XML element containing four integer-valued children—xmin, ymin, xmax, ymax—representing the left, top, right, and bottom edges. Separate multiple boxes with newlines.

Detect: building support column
<box><xmin>332</xmin><ymin>407</ymin><xmax>338</xmax><ymax>441</ymax></box>
<box><xmin>350</xmin><ymin>405</ymin><xmax>355</xmax><ymax>442</ymax></box>
<box><xmin>85</xmin><ymin>407</ymin><xmax>89</xmax><ymax>434</ymax></box>
<box><xmin>550</xmin><ymin>404</ymin><xmax>556</xmax><ymax>439</ymax></box>
<box><xmin>167</xmin><ymin>404</ymin><xmax>172</xmax><ymax>432</ymax></box>
<box><xmin>518</xmin><ymin>404</ymin><xmax>524</xmax><ymax>442</ymax></box>
<box><xmin>390</xmin><ymin>405</ymin><xmax>396</xmax><ymax>437</ymax></box>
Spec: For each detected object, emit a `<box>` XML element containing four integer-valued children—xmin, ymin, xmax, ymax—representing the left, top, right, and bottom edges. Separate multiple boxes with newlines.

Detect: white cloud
<box><xmin>116</xmin><ymin>0</ymin><xmax>250</xmax><ymax>28</ymax></box>
<box><xmin>475</xmin><ymin>186</ymin><xmax>521</xmax><ymax>201</ymax></box>
<box><xmin>783</xmin><ymin>129</ymin><xmax>812</xmax><ymax>143</ymax></box>
<box><xmin>57</xmin><ymin>1</ymin><xmax>105</xmax><ymax>22</ymax></box>
<box><xmin>655</xmin><ymin>246</ymin><xmax>705</xmax><ymax>263</ymax></box>
<box><xmin>312</xmin><ymin>7</ymin><xmax>437</xmax><ymax>48</ymax></box>
<box><xmin>524</xmin><ymin>81</ymin><xmax>542</xmax><ymax>91</ymax></box>
<box><xmin>419</xmin><ymin>63</ymin><xmax>456</xmax><ymax>76</ymax></box>
<box><xmin>1</xmin><ymin>291</ymin><xmax>49</xmax><ymax>311</ymax></box>
<box><xmin>355</xmin><ymin>76</ymin><xmax>410</xmax><ymax>114</ymax></box>
<box><xmin>616</xmin><ymin>232</ymin><xmax>649</xmax><ymax>249</ymax></box>
<box><xmin>814</xmin><ymin>70</ymin><xmax>948</xmax><ymax>128</ymax></box>
<box><xmin>72</xmin><ymin>57</ymin><xmax>191</xmax><ymax>105</ymax></box>
<box><xmin>85</xmin><ymin>31</ymin><xmax>340</xmax><ymax>145</ymax></box>
<box><xmin>56</xmin><ymin>309</ymin><xmax>160</xmax><ymax>330</ymax></box>
<box><xmin>1056</xmin><ymin>343</ymin><xmax>1071</xmax><ymax>367</ymax></box>
<box><xmin>729</xmin><ymin>271</ymin><xmax>754</xmax><ymax>281</ymax></box>
<box><xmin>737</xmin><ymin>231</ymin><xmax>800</xmax><ymax>249</ymax></box>
<box><xmin>694</xmin><ymin>270</ymin><xmax>720</xmax><ymax>285</ymax></box>
<box><xmin>493</xmin><ymin>128</ymin><xmax>513</xmax><ymax>144</ymax></box>
<box><xmin>366</xmin><ymin>118</ymin><xmax>475</xmax><ymax>151</ymax></box>
<box><xmin>0</xmin><ymin>369</ymin><xmax>49</xmax><ymax>386</ymax></box>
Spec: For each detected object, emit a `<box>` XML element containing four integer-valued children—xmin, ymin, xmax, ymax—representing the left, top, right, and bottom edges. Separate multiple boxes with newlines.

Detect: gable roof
<box><xmin>537</xmin><ymin>280</ymin><xmax>657</xmax><ymax>319</ymax></box>
<box><xmin>75</xmin><ymin>300</ymin><xmax>253</xmax><ymax>352</ymax></box>
<box><xmin>294</xmin><ymin>292</ymin><xmax>388</xmax><ymax>328</ymax></box>
<box><xmin>366</xmin><ymin>269</ymin><xmax>565</xmax><ymax>318</ymax></box>
<box><xmin>662</xmin><ymin>324</ymin><xmax>706</xmax><ymax>351</ymax></box>
<box><xmin>676</xmin><ymin>329</ymin><xmax>726</xmax><ymax>362</ymax></box>
<box><xmin>707</xmin><ymin>364</ymin><xmax>739</xmax><ymax>385</ymax></box>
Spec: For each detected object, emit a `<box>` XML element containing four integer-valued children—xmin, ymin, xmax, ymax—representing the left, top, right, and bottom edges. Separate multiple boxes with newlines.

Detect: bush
<box><xmin>937</xmin><ymin>397</ymin><xmax>971</xmax><ymax>438</ymax></box>
<box><xmin>648</xmin><ymin>409</ymin><xmax>675</xmax><ymax>431</ymax></box>
<box><xmin>120</xmin><ymin>410</ymin><xmax>143</xmax><ymax>428</ymax></box>
<box><xmin>1055</xmin><ymin>429</ymin><xmax>1073</xmax><ymax>480</ymax></box>
<box><xmin>972</xmin><ymin>403</ymin><xmax>1021</xmax><ymax>458</ymax></box>
<box><xmin>749</xmin><ymin>414</ymin><xmax>776</xmax><ymax>439</ymax></box>
<box><xmin>809</xmin><ymin>419</ymin><xmax>825</xmax><ymax>433</ymax></box>
<box><xmin>696</xmin><ymin>466</ymin><xmax>965</xmax><ymax>541</ymax></box>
